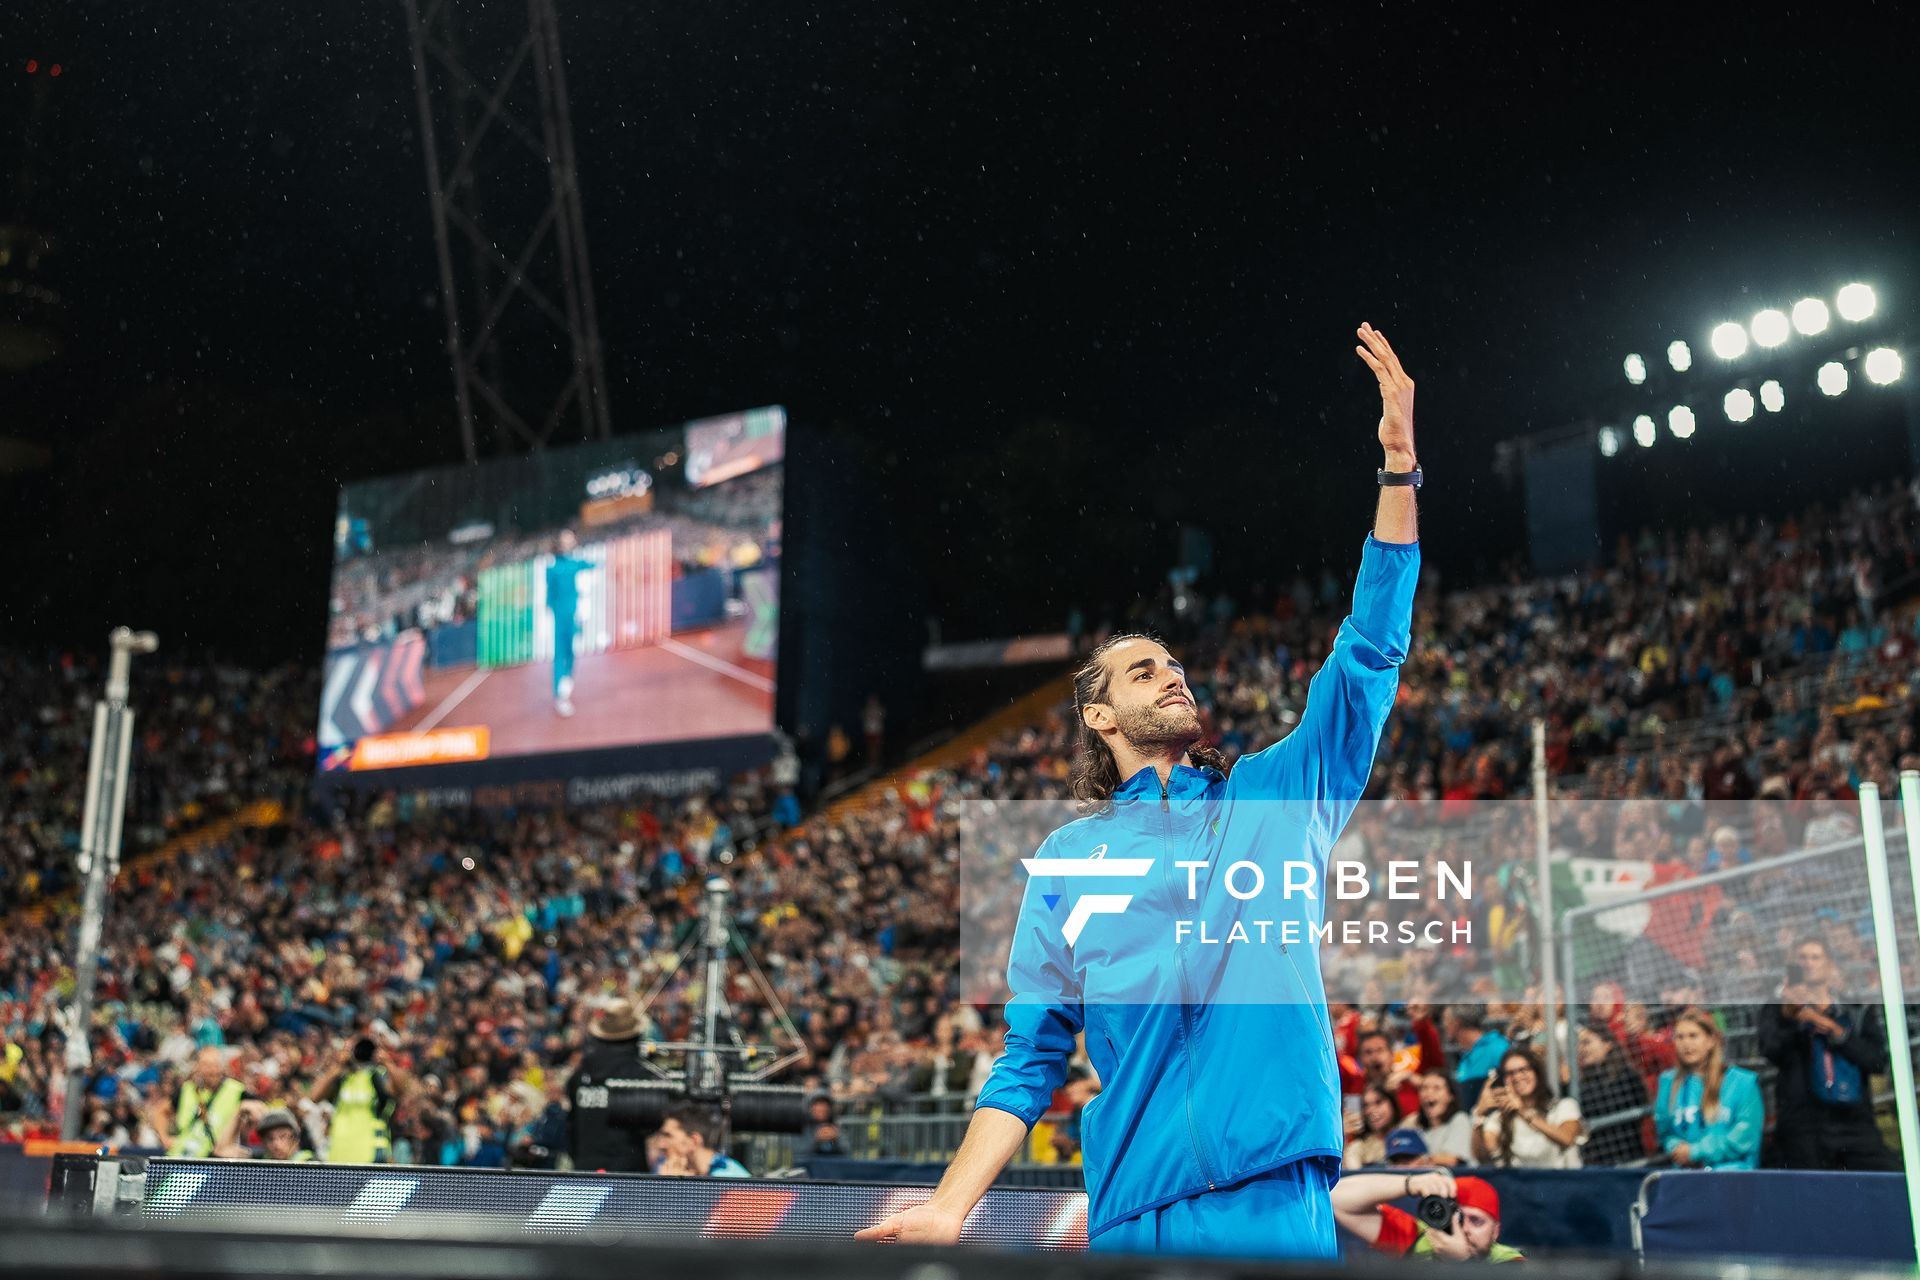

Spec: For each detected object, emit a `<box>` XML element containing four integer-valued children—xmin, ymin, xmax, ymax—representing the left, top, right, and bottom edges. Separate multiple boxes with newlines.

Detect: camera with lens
<box><xmin>1785</xmin><ymin>960</ymin><xmax>1809</xmax><ymax>985</ymax></box>
<box><xmin>1416</xmin><ymin>1195</ymin><xmax>1459</xmax><ymax>1231</ymax></box>
<box><xmin>606</xmin><ymin>1079</ymin><xmax>810</xmax><ymax>1135</ymax></box>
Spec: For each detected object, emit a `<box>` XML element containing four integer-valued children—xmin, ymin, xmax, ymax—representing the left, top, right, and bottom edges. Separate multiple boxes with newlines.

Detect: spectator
<box><xmin>1396</xmin><ymin>1071</ymin><xmax>1475</xmax><ymax>1167</ymax></box>
<box><xmin>1656</xmin><ymin>1008</ymin><xmax>1762</xmax><ymax>1170</ymax></box>
<box><xmin>1471</xmin><ymin>1047</ymin><xmax>1584</xmax><ymax>1169</ymax></box>
<box><xmin>252</xmin><ymin>1107</ymin><xmax>316</xmax><ymax>1162</ymax></box>
<box><xmin>1344</xmin><ymin>1084</ymin><xmax>1405</xmax><ymax>1170</ymax></box>
<box><xmin>1444</xmin><ymin>1008</ymin><xmax>1509</xmax><ymax>1109</ymax></box>
<box><xmin>1759</xmin><ymin>937</ymin><xmax>1897</xmax><ymax>1171</ymax></box>
<box><xmin>1332</xmin><ymin>1169</ymin><xmax>1524</xmax><ymax>1263</ymax></box>
<box><xmin>655</xmin><ymin>1101</ymin><xmax>750</xmax><ymax>1178</ymax></box>
<box><xmin>1383</xmin><ymin>1129</ymin><xmax>1431</xmax><ymax>1167</ymax></box>
<box><xmin>806</xmin><ymin>1095</ymin><xmax>845</xmax><ymax>1156</ymax></box>
<box><xmin>1353</xmin><ymin>1028</ymin><xmax>1422</xmax><ymax>1116</ymax></box>
<box><xmin>1573</xmin><ymin>1019</ymin><xmax>1649</xmax><ymax>1165</ymax></box>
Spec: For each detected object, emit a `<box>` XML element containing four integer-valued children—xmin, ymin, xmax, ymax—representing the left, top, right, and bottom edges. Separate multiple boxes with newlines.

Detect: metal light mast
<box><xmin>401</xmin><ymin>0</ymin><xmax>613</xmax><ymax>461</ymax></box>
<box><xmin>60</xmin><ymin>627</ymin><xmax>158</xmax><ymax>1140</ymax></box>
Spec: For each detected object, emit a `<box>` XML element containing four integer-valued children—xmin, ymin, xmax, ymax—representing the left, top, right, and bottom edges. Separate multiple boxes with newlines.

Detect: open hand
<box><xmin>854</xmin><ymin>1201</ymin><xmax>966</xmax><ymax>1245</ymax></box>
<box><xmin>1356</xmin><ymin>323</ymin><xmax>1416</xmax><ymax>468</ymax></box>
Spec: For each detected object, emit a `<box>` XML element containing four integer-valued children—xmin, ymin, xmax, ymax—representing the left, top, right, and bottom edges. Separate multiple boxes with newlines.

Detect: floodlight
<box><xmin>1666</xmin><ymin>340</ymin><xmax>1692</xmax><ymax>372</ymax></box>
<box><xmin>1598</xmin><ymin>426</ymin><xmax>1622</xmax><ymax>457</ymax></box>
<box><xmin>1623</xmin><ymin>353</ymin><xmax>1647</xmax><ymax>385</ymax></box>
<box><xmin>1709</xmin><ymin>322</ymin><xmax>1749</xmax><ymax>360</ymax></box>
<box><xmin>1669</xmin><ymin>405</ymin><xmax>1697</xmax><ymax>438</ymax></box>
<box><xmin>1817</xmin><ymin>361</ymin><xmax>1849</xmax><ymax>396</ymax></box>
<box><xmin>1723</xmin><ymin>388</ymin><xmax>1755</xmax><ymax>423</ymax></box>
<box><xmin>1633</xmin><ymin>414</ymin><xmax>1657</xmax><ymax>448</ymax></box>
<box><xmin>1864</xmin><ymin>348</ymin><xmax>1903</xmax><ymax>386</ymax></box>
<box><xmin>1835</xmin><ymin>283</ymin><xmax>1876</xmax><ymax>323</ymax></box>
<box><xmin>1759</xmin><ymin>380</ymin><xmax>1785</xmax><ymax>413</ymax></box>
<box><xmin>1750</xmin><ymin>309</ymin><xmax>1789</xmax><ymax>348</ymax></box>
<box><xmin>1791</xmin><ymin>297</ymin><xmax>1829</xmax><ymax>336</ymax></box>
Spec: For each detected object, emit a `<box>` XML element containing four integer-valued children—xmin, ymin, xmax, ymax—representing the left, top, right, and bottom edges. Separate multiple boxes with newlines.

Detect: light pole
<box><xmin>60</xmin><ymin>627</ymin><xmax>158</xmax><ymax>1141</ymax></box>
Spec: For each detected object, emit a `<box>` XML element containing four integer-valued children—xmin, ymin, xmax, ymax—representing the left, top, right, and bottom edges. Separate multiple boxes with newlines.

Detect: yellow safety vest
<box><xmin>170</xmin><ymin>1078</ymin><xmax>245</xmax><ymax>1158</ymax></box>
<box><xmin>327</xmin><ymin>1068</ymin><xmax>392</xmax><ymax>1164</ymax></box>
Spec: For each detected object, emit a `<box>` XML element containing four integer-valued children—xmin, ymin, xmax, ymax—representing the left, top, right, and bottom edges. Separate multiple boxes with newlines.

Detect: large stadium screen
<box><xmin>318</xmin><ymin>408</ymin><xmax>784</xmax><ymax>776</ymax></box>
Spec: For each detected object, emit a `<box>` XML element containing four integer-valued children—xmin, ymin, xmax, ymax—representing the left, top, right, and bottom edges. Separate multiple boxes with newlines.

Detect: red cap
<box><xmin>1454</xmin><ymin>1177</ymin><xmax>1500</xmax><ymax>1222</ymax></box>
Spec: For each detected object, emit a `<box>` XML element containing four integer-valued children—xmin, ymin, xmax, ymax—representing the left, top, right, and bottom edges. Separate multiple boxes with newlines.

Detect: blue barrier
<box><xmin>800</xmin><ymin>1159</ymin><xmax>1647</xmax><ymax>1255</ymax></box>
<box><xmin>0</xmin><ymin>1146</ymin><xmax>51</xmax><ymax>1212</ymax></box>
<box><xmin>1635</xmin><ymin>1169</ymin><xmax>1916</xmax><ymax>1265</ymax></box>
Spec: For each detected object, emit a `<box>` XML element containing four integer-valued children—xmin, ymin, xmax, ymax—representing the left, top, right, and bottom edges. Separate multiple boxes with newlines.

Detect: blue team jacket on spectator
<box><xmin>974</xmin><ymin>534</ymin><xmax>1419</xmax><ymax>1239</ymax></box>
<box><xmin>1654</xmin><ymin>1064</ymin><xmax>1763</xmax><ymax>1169</ymax></box>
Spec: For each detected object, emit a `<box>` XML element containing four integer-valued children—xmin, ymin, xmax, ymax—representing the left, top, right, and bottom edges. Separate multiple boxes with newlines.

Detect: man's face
<box><xmin>659</xmin><ymin>1117</ymin><xmax>697</xmax><ymax>1160</ymax></box>
<box><xmin>1083</xmin><ymin>640</ymin><xmax>1199</xmax><ymax>752</ymax></box>
<box><xmin>193</xmin><ymin>1049</ymin><xmax>224</xmax><ymax>1088</ymax></box>
<box><xmin>264</xmin><ymin>1127</ymin><xmax>300</xmax><ymax>1160</ymax></box>
<box><xmin>1457</xmin><ymin>1207</ymin><xmax>1499</xmax><ymax>1255</ymax></box>
<box><xmin>1797</xmin><ymin>941</ymin><xmax>1832</xmax><ymax>987</ymax></box>
<box><xmin>1358</xmin><ymin>1034</ymin><xmax>1393</xmax><ymax>1076</ymax></box>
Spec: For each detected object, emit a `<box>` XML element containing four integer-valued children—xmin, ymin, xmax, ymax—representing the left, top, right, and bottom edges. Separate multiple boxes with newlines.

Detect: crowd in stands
<box><xmin>3</xmin><ymin>481</ymin><xmax>1918</xmax><ymax>1177</ymax></box>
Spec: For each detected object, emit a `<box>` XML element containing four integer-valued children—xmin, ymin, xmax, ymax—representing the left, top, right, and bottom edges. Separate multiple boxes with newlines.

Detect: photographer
<box><xmin>1758</xmin><ymin>937</ymin><xmax>1897</xmax><ymax>1171</ymax></box>
<box><xmin>310</xmin><ymin>1035</ymin><xmax>403</xmax><ymax>1165</ymax></box>
<box><xmin>567</xmin><ymin>1000</ymin><xmax>651</xmax><ymax>1173</ymax></box>
<box><xmin>1331</xmin><ymin>1169</ymin><xmax>1523</xmax><ymax>1263</ymax></box>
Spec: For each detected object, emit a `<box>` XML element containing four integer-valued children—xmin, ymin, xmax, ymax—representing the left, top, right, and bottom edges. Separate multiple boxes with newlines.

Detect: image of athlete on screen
<box><xmin>546</xmin><ymin>529</ymin><xmax>594</xmax><ymax>718</ymax></box>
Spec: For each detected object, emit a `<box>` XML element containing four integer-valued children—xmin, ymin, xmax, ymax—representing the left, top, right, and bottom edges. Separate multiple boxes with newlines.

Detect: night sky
<box><xmin>4</xmin><ymin>2</ymin><xmax>1917</xmax><ymax>667</ymax></box>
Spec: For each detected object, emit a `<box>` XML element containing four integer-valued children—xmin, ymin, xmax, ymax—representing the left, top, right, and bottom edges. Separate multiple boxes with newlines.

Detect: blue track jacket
<box><xmin>974</xmin><ymin>534</ymin><xmax>1419</xmax><ymax>1239</ymax></box>
<box><xmin>1654</xmin><ymin>1064</ymin><xmax>1763</xmax><ymax>1169</ymax></box>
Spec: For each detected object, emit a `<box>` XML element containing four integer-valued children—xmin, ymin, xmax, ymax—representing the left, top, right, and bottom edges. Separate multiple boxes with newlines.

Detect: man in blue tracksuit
<box><xmin>857</xmin><ymin>324</ymin><xmax>1422</xmax><ymax>1259</ymax></box>
<box><xmin>546</xmin><ymin>528</ymin><xmax>593</xmax><ymax>718</ymax></box>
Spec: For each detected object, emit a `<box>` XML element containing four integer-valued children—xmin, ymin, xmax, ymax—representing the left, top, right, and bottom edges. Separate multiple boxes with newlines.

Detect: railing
<box><xmin>1558</xmin><ymin>826</ymin><xmax>1920</xmax><ymax>1153</ymax></box>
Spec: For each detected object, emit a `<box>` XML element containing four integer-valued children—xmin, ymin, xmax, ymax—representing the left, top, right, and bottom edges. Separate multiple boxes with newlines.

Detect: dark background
<box><xmin>4</xmin><ymin>2</ymin><xmax>1917</xmax><ymax>675</ymax></box>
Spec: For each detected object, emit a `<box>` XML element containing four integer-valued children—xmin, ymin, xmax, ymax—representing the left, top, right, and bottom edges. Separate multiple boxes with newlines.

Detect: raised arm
<box><xmin>1231</xmin><ymin>325</ymin><xmax>1420</xmax><ymax>841</ymax></box>
<box><xmin>1357</xmin><ymin>322</ymin><xmax>1419</xmax><ymax>547</ymax></box>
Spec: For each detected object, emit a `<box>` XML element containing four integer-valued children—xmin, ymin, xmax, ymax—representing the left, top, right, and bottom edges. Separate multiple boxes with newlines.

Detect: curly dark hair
<box><xmin>1068</xmin><ymin>632</ymin><xmax>1229</xmax><ymax>815</ymax></box>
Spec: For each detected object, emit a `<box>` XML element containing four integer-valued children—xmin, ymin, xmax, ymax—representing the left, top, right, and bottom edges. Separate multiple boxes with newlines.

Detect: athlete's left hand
<box><xmin>1356</xmin><ymin>323</ymin><xmax>1416</xmax><ymax>469</ymax></box>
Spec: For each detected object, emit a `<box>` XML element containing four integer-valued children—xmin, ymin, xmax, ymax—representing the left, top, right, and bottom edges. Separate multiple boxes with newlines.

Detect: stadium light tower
<box><xmin>60</xmin><ymin>627</ymin><xmax>159</xmax><ymax>1141</ymax></box>
<box><xmin>402</xmin><ymin>0</ymin><xmax>613</xmax><ymax>461</ymax></box>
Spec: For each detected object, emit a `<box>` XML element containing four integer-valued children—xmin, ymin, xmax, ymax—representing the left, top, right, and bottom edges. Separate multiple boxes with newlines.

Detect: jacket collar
<box><xmin>1113</xmin><ymin>761</ymin><xmax>1221</xmax><ymax>805</ymax></box>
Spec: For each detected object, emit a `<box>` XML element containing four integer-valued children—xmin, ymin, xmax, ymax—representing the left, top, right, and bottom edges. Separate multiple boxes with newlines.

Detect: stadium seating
<box><xmin>3</xmin><ymin>482</ymin><xmax>1917</xmax><ymax>1174</ymax></box>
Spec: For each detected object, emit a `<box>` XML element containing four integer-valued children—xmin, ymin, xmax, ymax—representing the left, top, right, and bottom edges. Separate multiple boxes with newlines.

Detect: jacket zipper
<box><xmin>1165</xmin><ymin>781</ymin><xmax>1217</xmax><ymax>1190</ymax></box>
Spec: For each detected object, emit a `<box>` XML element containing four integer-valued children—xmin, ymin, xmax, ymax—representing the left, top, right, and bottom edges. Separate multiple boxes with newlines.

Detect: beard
<box><xmin>1113</xmin><ymin>698</ymin><xmax>1202</xmax><ymax>752</ymax></box>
